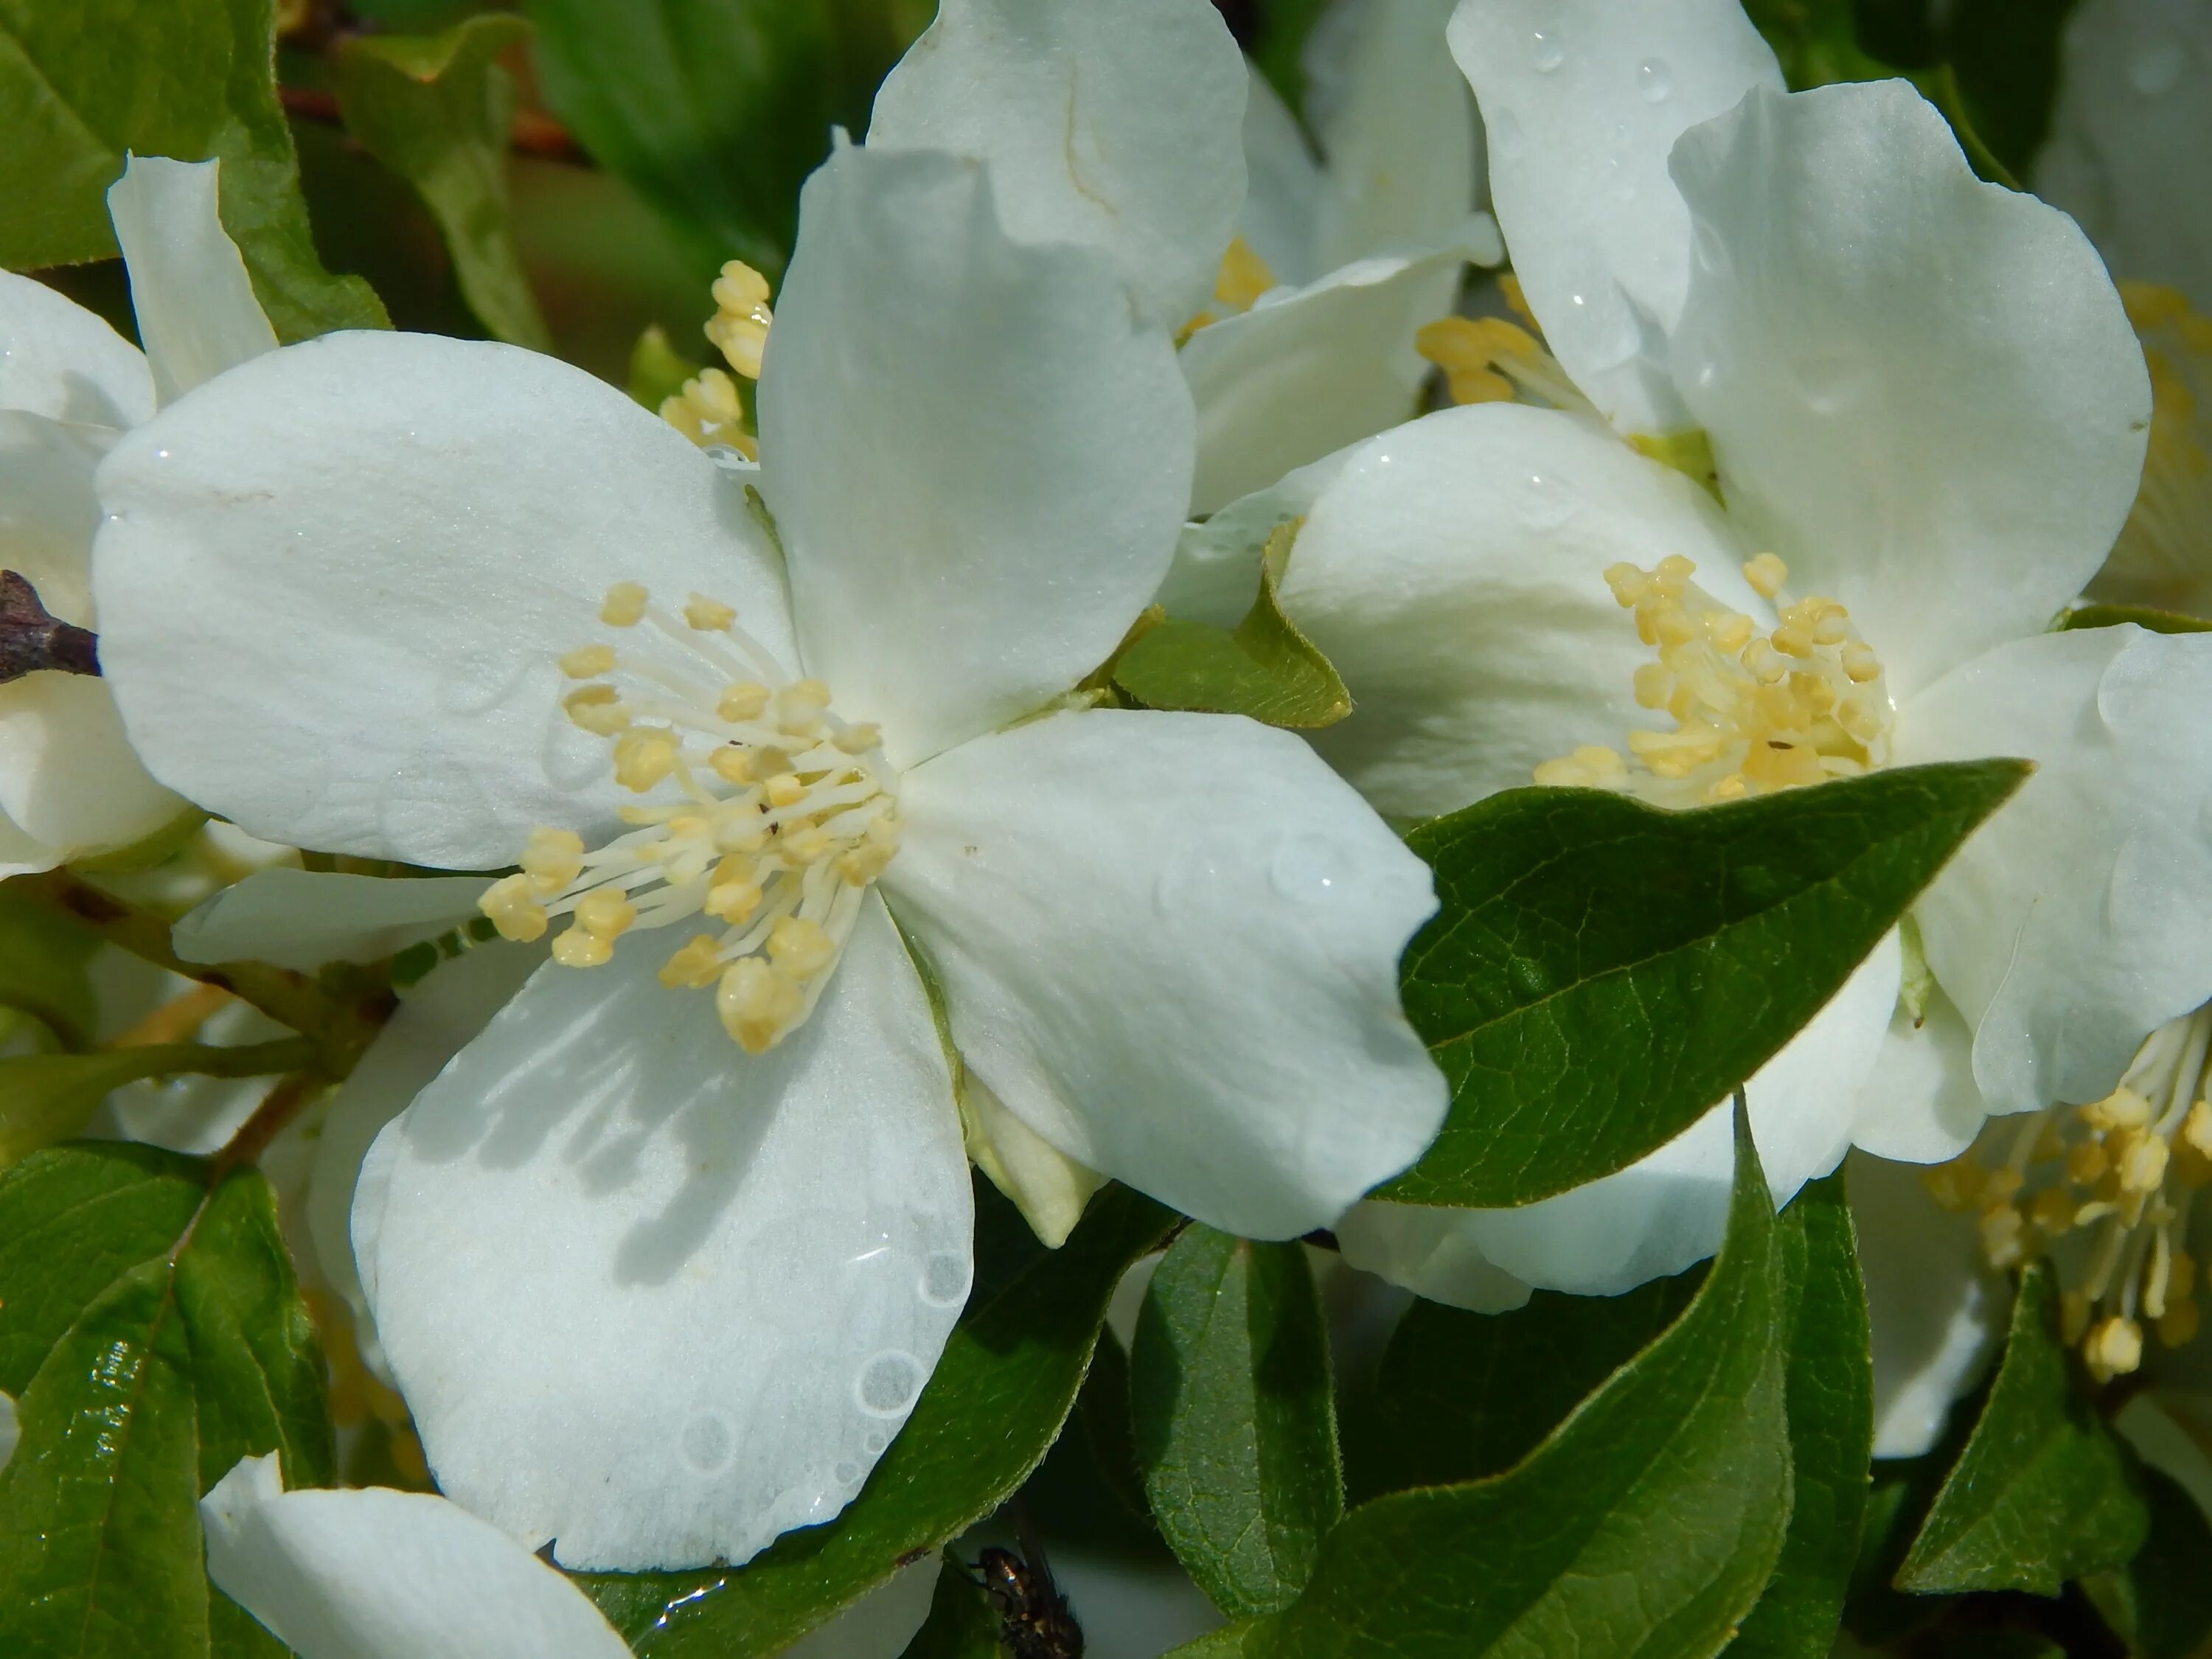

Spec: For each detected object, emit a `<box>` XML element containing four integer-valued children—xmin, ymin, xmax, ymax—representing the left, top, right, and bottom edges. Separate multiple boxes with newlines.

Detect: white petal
<box><xmin>959</xmin><ymin>1071</ymin><xmax>1104</xmax><ymax>1251</ymax></box>
<box><xmin>1849</xmin><ymin>978</ymin><xmax>1989</xmax><ymax>1166</ymax></box>
<box><xmin>2034</xmin><ymin>0</ymin><xmax>2212</xmax><ymax>313</ymax></box>
<box><xmin>866</xmin><ymin>0</ymin><xmax>1248</xmax><ymax>327</ymax></box>
<box><xmin>1334</xmin><ymin>1202</ymin><xmax>1534</xmax><ymax>1313</ymax></box>
<box><xmin>758</xmin><ymin>145</ymin><xmax>1194</xmax><ymax>769</ymax></box>
<box><xmin>884</xmin><ymin>707</ymin><xmax>1446</xmax><ymax>1240</ymax></box>
<box><xmin>201</xmin><ymin>1453</ymin><xmax>631</xmax><ymax>1659</ymax></box>
<box><xmin>174</xmin><ymin>871</ymin><xmax>492</xmax><ymax>973</ymax></box>
<box><xmin>1447</xmin><ymin>0</ymin><xmax>1782</xmax><ymax>433</ymax></box>
<box><xmin>1158</xmin><ymin>447</ymin><xmax>1356</xmax><ymax>628</ymax></box>
<box><xmin>781</xmin><ymin>1559</ymin><xmax>939</xmax><ymax>1659</ymax></box>
<box><xmin>0</xmin><ymin>407</ymin><xmax>109</xmax><ymax>622</ymax></box>
<box><xmin>1343</xmin><ymin>933</ymin><xmax>1896</xmax><ymax>1299</ymax></box>
<box><xmin>92</xmin><ymin>330</ymin><xmax>795</xmax><ymax>869</ymax></box>
<box><xmin>1273</xmin><ymin>400</ymin><xmax>1756</xmax><ymax>820</ymax></box>
<box><xmin>0</xmin><ymin>271</ymin><xmax>152</xmax><ymax>428</ymax></box>
<box><xmin>106</xmin><ymin>156</ymin><xmax>276</xmax><ymax>407</ymax></box>
<box><xmin>1848</xmin><ymin>1150</ymin><xmax>2002</xmax><ymax>1460</ymax></box>
<box><xmin>1668</xmin><ymin>81</ymin><xmax>2151</xmax><ymax>699</ymax></box>
<box><xmin>355</xmin><ymin>899</ymin><xmax>970</xmax><ymax>1569</ymax></box>
<box><xmin>0</xmin><ymin>675</ymin><xmax>184</xmax><ymax>858</ymax></box>
<box><xmin>1893</xmin><ymin>626</ymin><xmax>2212</xmax><ymax>1118</ymax></box>
<box><xmin>307</xmin><ymin>942</ymin><xmax>543</xmax><ymax>1379</ymax></box>
<box><xmin>1308</xmin><ymin>0</ymin><xmax>1479</xmax><ymax>273</ymax></box>
<box><xmin>1238</xmin><ymin>65</ymin><xmax>1325</xmax><ymax>285</ymax></box>
<box><xmin>1183</xmin><ymin>239</ymin><xmax>1495</xmax><ymax>515</ymax></box>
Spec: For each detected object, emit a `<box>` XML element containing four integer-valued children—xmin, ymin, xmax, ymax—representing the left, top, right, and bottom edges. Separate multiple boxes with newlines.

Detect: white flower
<box><xmin>865</xmin><ymin>0</ymin><xmax>1502</xmax><ymax>517</ymax></box>
<box><xmin>1166</xmin><ymin>0</ymin><xmax>2212</xmax><ymax>1308</ymax></box>
<box><xmin>92</xmin><ymin>134</ymin><xmax>1446</xmax><ymax>1567</ymax></box>
<box><xmin>0</xmin><ymin>156</ymin><xmax>277</xmax><ymax>872</ymax></box>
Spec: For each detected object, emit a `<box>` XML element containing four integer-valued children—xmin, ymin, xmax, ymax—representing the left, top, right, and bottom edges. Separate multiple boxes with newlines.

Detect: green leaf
<box><xmin>1382</xmin><ymin>760</ymin><xmax>2029</xmax><ymax>1207</ymax></box>
<box><xmin>0</xmin><ymin>0</ymin><xmax>385</xmax><ymax>338</ymax></box>
<box><xmin>1115</xmin><ymin>526</ymin><xmax>1353</xmax><ymax>730</ymax></box>
<box><xmin>1896</xmin><ymin>1263</ymin><xmax>2149</xmax><ymax>1596</ymax></box>
<box><xmin>2058</xmin><ymin>604</ymin><xmax>2212</xmax><ymax>636</ymax></box>
<box><xmin>333</xmin><ymin>14</ymin><xmax>550</xmax><ymax>349</ymax></box>
<box><xmin>0</xmin><ymin>1144</ymin><xmax>334</xmax><ymax>1659</ymax></box>
<box><xmin>523</xmin><ymin>0</ymin><xmax>936</xmax><ymax>279</ymax></box>
<box><xmin>1343</xmin><ymin>1271</ymin><xmax>1703</xmax><ymax>1504</ymax></box>
<box><xmin>897</xmin><ymin>1555</ymin><xmax>1001</xmax><ymax>1659</ymax></box>
<box><xmin>1727</xmin><ymin>1172</ymin><xmax>1872</xmax><ymax>1658</ymax></box>
<box><xmin>1130</xmin><ymin>1229</ymin><xmax>1341</xmax><ymax>1618</ymax></box>
<box><xmin>627</xmin><ymin>322</ymin><xmax>706</xmax><ymax>411</ymax></box>
<box><xmin>0</xmin><ymin>1041</ymin><xmax>316</xmax><ymax>1170</ymax></box>
<box><xmin>2081</xmin><ymin>1464</ymin><xmax>2212</xmax><ymax>1659</ymax></box>
<box><xmin>577</xmin><ymin>1184</ymin><xmax>1175</xmax><ymax>1655</ymax></box>
<box><xmin>1936</xmin><ymin>0</ymin><xmax>2081</xmax><ymax>178</ymax></box>
<box><xmin>1248</xmin><ymin>0</ymin><xmax>1332</xmax><ymax>127</ymax></box>
<box><xmin>0</xmin><ymin>888</ymin><xmax>101</xmax><ymax>1051</ymax></box>
<box><xmin>1254</xmin><ymin>1106</ymin><xmax>1793</xmax><ymax>1659</ymax></box>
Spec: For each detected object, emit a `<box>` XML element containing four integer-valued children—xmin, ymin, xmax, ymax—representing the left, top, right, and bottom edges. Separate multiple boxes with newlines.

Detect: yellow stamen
<box><xmin>601</xmin><ymin>582</ymin><xmax>648</xmax><ymax>627</ymax></box>
<box><xmin>705</xmin><ymin>260</ymin><xmax>773</xmax><ymax>380</ymax></box>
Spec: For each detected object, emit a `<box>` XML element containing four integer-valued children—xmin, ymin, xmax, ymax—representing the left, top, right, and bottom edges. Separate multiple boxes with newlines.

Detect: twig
<box><xmin>211</xmin><ymin>1071</ymin><xmax>327</xmax><ymax>1181</ymax></box>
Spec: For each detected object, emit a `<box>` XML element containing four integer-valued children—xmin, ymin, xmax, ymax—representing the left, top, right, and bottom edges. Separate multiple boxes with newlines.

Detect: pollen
<box><xmin>1418</xmin><ymin>310</ymin><xmax>1595</xmax><ymax>414</ymax></box>
<box><xmin>1183</xmin><ymin>237</ymin><xmax>1278</xmax><ymax>336</ymax></box>
<box><xmin>661</xmin><ymin>368</ymin><xmax>757</xmax><ymax>460</ymax></box>
<box><xmin>1533</xmin><ymin>554</ymin><xmax>1896</xmax><ymax>808</ymax></box>
<box><xmin>484</xmin><ymin>580</ymin><xmax>903</xmax><ymax>1052</ymax></box>
<box><xmin>706</xmin><ymin>260</ymin><xmax>773</xmax><ymax>379</ymax></box>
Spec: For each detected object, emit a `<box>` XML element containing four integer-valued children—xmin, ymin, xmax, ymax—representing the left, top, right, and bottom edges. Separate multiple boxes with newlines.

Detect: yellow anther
<box><xmin>2029</xmin><ymin>1186</ymin><xmax>2076</xmax><ymax>1234</ymax></box>
<box><xmin>521</xmin><ymin>827</ymin><xmax>585</xmax><ymax>894</ymax></box>
<box><xmin>479</xmin><ymin>873</ymin><xmax>549</xmax><ymax>943</ymax></box>
<box><xmin>1214</xmin><ymin>236</ymin><xmax>1276</xmax><ymax>312</ymax></box>
<box><xmin>2121</xmin><ymin>1131</ymin><xmax>2171</xmax><ymax>1194</ymax></box>
<box><xmin>706</xmin><ymin>260</ymin><xmax>773</xmax><ymax>379</ymax></box>
<box><xmin>765</xmin><ymin>773</ymin><xmax>807</xmax><ymax>808</ymax></box>
<box><xmin>776</xmin><ymin>679</ymin><xmax>831</xmax><ymax>738</ymax></box>
<box><xmin>1984</xmin><ymin>1166</ymin><xmax>2025</xmax><ymax>1203</ymax></box>
<box><xmin>560</xmin><ymin>644</ymin><xmax>616</xmax><ymax>678</ymax></box>
<box><xmin>2067</xmin><ymin>1140</ymin><xmax>2110</xmax><ymax>1184</ymax></box>
<box><xmin>767</xmin><ymin>917</ymin><xmax>837</xmax><ymax>981</ymax></box>
<box><xmin>709</xmin><ymin>747</ymin><xmax>754</xmax><ymax>785</ymax></box>
<box><xmin>684</xmin><ymin>594</ymin><xmax>737</xmax><ymax>632</ymax></box>
<box><xmin>703</xmin><ymin>862</ymin><xmax>764</xmax><ymax>924</ymax></box>
<box><xmin>1499</xmin><ymin>274</ymin><xmax>1537</xmax><ymax>329</ymax></box>
<box><xmin>552</xmin><ymin>928</ymin><xmax>613</xmax><ymax>967</ymax></box>
<box><xmin>1632</xmin><ymin>661</ymin><xmax>1673</xmax><ymax>709</ymax></box>
<box><xmin>601</xmin><ymin>582</ymin><xmax>648</xmax><ymax>627</ymax></box>
<box><xmin>782</xmin><ymin>824</ymin><xmax>835</xmax><ymax>865</ymax></box>
<box><xmin>1841</xmin><ymin>642</ymin><xmax>1881</xmax><ymax>684</ymax></box>
<box><xmin>2086</xmin><ymin>1315</ymin><xmax>2144</xmax><ymax>1380</ymax></box>
<box><xmin>2187</xmin><ymin>1099</ymin><xmax>2212</xmax><ymax>1158</ymax></box>
<box><xmin>1415</xmin><ymin>316</ymin><xmax>1552</xmax><ymax>406</ymax></box>
<box><xmin>1603</xmin><ymin>563</ymin><xmax>1649</xmax><ymax>606</ymax></box>
<box><xmin>1770</xmin><ymin>622</ymin><xmax>1812</xmax><ymax>658</ymax></box>
<box><xmin>565</xmin><ymin>684</ymin><xmax>630</xmax><ymax>736</ymax></box>
<box><xmin>833</xmin><ymin>722</ymin><xmax>882</xmax><ymax>754</ymax></box>
<box><xmin>2084</xmin><ymin>1087</ymin><xmax>2153</xmax><ymax>1131</ymax></box>
<box><xmin>1654</xmin><ymin>554</ymin><xmax>1694</xmax><ymax>585</ymax></box>
<box><xmin>661</xmin><ymin>369</ymin><xmax>758</xmax><ymax>459</ymax></box>
<box><xmin>1742</xmin><ymin>553</ymin><xmax>1789</xmax><ymax>598</ymax></box>
<box><xmin>1978</xmin><ymin>1203</ymin><xmax>2027</xmax><ymax>1268</ymax></box>
<box><xmin>658</xmin><ymin>935</ymin><xmax>726</xmax><ymax>990</ymax></box>
<box><xmin>711</xmin><ymin>806</ymin><xmax>766</xmax><ymax>855</ymax></box>
<box><xmin>612</xmin><ymin>729</ymin><xmax>678</xmax><ymax>792</ymax></box>
<box><xmin>717</xmin><ymin>682</ymin><xmax>771</xmax><ymax>723</ymax></box>
<box><xmin>1706</xmin><ymin>612</ymin><xmax>1753</xmax><ymax>653</ymax></box>
<box><xmin>717</xmin><ymin>958</ymin><xmax>804</xmax><ymax>1054</ymax></box>
<box><xmin>574</xmin><ymin>887</ymin><xmax>638</xmax><ymax>939</ymax></box>
<box><xmin>1705</xmin><ymin>773</ymin><xmax>1748</xmax><ymax>802</ymax></box>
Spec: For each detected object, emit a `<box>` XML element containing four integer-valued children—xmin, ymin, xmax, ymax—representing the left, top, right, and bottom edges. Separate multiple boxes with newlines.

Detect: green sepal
<box><xmin>2057</xmin><ymin>604</ymin><xmax>2212</xmax><ymax>636</ymax></box>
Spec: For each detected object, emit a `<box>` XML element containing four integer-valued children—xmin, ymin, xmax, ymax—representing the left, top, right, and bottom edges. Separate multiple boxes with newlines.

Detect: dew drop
<box><xmin>1523</xmin><ymin>470</ymin><xmax>1573</xmax><ymax>532</ymax></box>
<box><xmin>919</xmin><ymin>1250</ymin><xmax>972</xmax><ymax>1309</ymax></box>
<box><xmin>1270</xmin><ymin>832</ymin><xmax>1352</xmax><ymax>905</ymax></box>
<box><xmin>1638</xmin><ymin>57</ymin><xmax>1672</xmax><ymax>102</ymax></box>
<box><xmin>1530</xmin><ymin>27</ymin><xmax>1565</xmax><ymax>72</ymax></box>
<box><xmin>855</xmin><ymin>1349</ymin><xmax>926</xmax><ymax>1417</ymax></box>
<box><xmin>862</xmin><ymin>1430</ymin><xmax>888</xmax><ymax>1455</ymax></box>
<box><xmin>833</xmin><ymin>1460</ymin><xmax>862</xmax><ymax>1487</ymax></box>
<box><xmin>1153</xmin><ymin>849</ymin><xmax>1222</xmax><ymax>917</ymax></box>
<box><xmin>680</xmin><ymin>1411</ymin><xmax>734</xmax><ymax>1475</ymax></box>
<box><xmin>2129</xmin><ymin>38</ymin><xmax>2185</xmax><ymax>97</ymax></box>
<box><xmin>437</xmin><ymin>649</ymin><xmax>529</xmax><ymax>717</ymax></box>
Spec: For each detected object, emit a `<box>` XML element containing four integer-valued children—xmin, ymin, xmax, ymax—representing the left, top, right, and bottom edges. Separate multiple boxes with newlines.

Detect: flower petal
<box><xmin>1158</xmin><ymin>448</ymin><xmax>1356</xmax><ymax>628</ymax></box>
<box><xmin>0</xmin><ymin>675</ymin><xmax>184</xmax><ymax>858</ymax></box>
<box><xmin>173</xmin><ymin>870</ymin><xmax>493</xmax><ymax>973</ymax></box>
<box><xmin>0</xmin><ymin>271</ymin><xmax>152</xmax><ymax>428</ymax></box>
<box><xmin>2034</xmin><ymin>0</ymin><xmax>2212</xmax><ymax>313</ymax></box>
<box><xmin>1849</xmin><ymin>979</ymin><xmax>1989</xmax><ymax>1166</ymax></box>
<box><xmin>1183</xmin><ymin>240</ymin><xmax>1495</xmax><ymax>515</ymax></box>
<box><xmin>1273</xmin><ymin>400</ymin><xmax>1756</xmax><ymax>820</ymax></box>
<box><xmin>884</xmin><ymin>706</ymin><xmax>1446</xmax><ymax>1240</ymax></box>
<box><xmin>1342</xmin><ymin>933</ymin><xmax>1897</xmax><ymax>1300</ymax></box>
<box><xmin>865</xmin><ymin>0</ymin><xmax>1247</xmax><ymax>327</ymax></box>
<box><xmin>92</xmin><ymin>330</ymin><xmax>795</xmax><ymax>869</ymax></box>
<box><xmin>106</xmin><ymin>156</ymin><xmax>276</xmax><ymax>406</ymax></box>
<box><xmin>758</xmin><ymin>144</ymin><xmax>1194</xmax><ymax>768</ymax></box>
<box><xmin>1333</xmin><ymin>1202</ymin><xmax>1535</xmax><ymax>1313</ymax></box>
<box><xmin>1668</xmin><ymin>81</ymin><xmax>2151</xmax><ymax>699</ymax></box>
<box><xmin>1447</xmin><ymin>0</ymin><xmax>1782</xmax><ymax>433</ymax></box>
<box><xmin>1849</xmin><ymin>1151</ymin><xmax>2002</xmax><ymax>1460</ymax></box>
<box><xmin>1239</xmin><ymin>65</ymin><xmax>1324</xmax><ymax>285</ymax></box>
<box><xmin>0</xmin><ymin>408</ymin><xmax>109</xmax><ymax>623</ymax></box>
<box><xmin>201</xmin><ymin>1453</ymin><xmax>633</xmax><ymax>1659</ymax></box>
<box><xmin>354</xmin><ymin>898</ymin><xmax>970</xmax><ymax>1569</ymax></box>
<box><xmin>307</xmin><ymin>942</ymin><xmax>543</xmax><ymax>1378</ymax></box>
<box><xmin>782</xmin><ymin>1560</ymin><xmax>939</xmax><ymax>1659</ymax></box>
<box><xmin>959</xmin><ymin>1071</ymin><xmax>1104</xmax><ymax>1251</ymax></box>
<box><xmin>1893</xmin><ymin>625</ymin><xmax>2212</xmax><ymax>1118</ymax></box>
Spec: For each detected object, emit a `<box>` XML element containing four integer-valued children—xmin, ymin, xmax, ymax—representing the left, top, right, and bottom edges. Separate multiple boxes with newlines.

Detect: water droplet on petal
<box><xmin>437</xmin><ymin>649</ymin><xmax>529</xmax><ymax>717</ymax></box>
<box><xmin>862</xmin><ymin>1430</ymin><xmax>888</xmax><ymax>1455</ymax></box>
<box><xmin>1270</xmin><ymin>833</ymin><xmax>1352</xmax><ymax>905</ymax></box>
<box><xmin>1154</xmin><ymin>849</ymin><xmax>1221</xmax><ymax>917</ymax></box>
<box><xmin>1638</xmin><ymin>57</ymin><xmax>1672</xmax><ymax>102</ymax></box>
<box><xmin>855</xmin><ymin>1349</ymin><xmax>925</xmax><ymax>1417</ymax></box>
<box><xmin>919</xmin><ymin>1250</ymin><xmax>972</xmax><ymax>1309</ymax></box>
<box><xmin>2129</xmin><ymin>38</ymin><xmax>2185</xmax><ymax>97</ymax></box>
<box><xmin>1523</xmin><ymin>470</ymin><xmax>1574</xmax><ymax>532</ymax></box>
<box><xmin>680</xmin><ymin>1411</ymin><xmax>734</xmax><ymax>1475</ymax></box>
<box><xmin>833</xmin><ymin>1460</ymin><xmax>862</xmax><ymax>1487</ymax></box>
<box><xmin>1530</xmin><ymin>27</ymin><xmax>1565</xmax><ymax>72</ymax></box>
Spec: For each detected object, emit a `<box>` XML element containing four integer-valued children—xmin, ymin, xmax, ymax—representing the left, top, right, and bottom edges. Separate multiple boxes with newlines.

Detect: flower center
<box><xmin>661</xmin><ymin>260</ymin><xmax>776</xmax><ymax>460</ymax></box>
<box><xmin>2094</xmin><ymin>281</ymin><xmax>2212</xmax><ymax>613</ymax></box>
<box><xmin>1926</xmin><ymin>1006</ymin><xmax>2212</xmax><ymax>1381</ymax></box>
<box><xmin>1533</xmin><ymin>553</ymin><xmax>1896</xmax><ymax>807</ymax></box>
<box><xmin>477</xmin><ymin>582</ymin><xmax>902</xmax><ymax>1054</ymax></box>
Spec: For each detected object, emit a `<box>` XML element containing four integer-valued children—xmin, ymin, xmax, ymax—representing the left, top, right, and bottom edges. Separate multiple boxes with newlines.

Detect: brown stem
<box><xmin>211</xmin><ymin>1071</ymin><xmax>327</xmax><ymax>1181</ymax></box>
<box><xmin>0</xmin><ymin>571</ymin><xmax>101</xmax><ymax>683</ymax></box>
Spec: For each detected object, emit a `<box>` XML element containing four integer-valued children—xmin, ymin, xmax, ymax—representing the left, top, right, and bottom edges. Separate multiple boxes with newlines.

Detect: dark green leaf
<box><xmin>2058</xmin><ymin>604</ymin><xmax>2212</xmax><ymax>636</ymax></box>
<box><xmin>1728</xmin><ymin>1172</ymin><xmax>1873</xmax><ymax>1658</ymax></box>
<box><xmin>2081</xmin><ymin>1463</ymin><xmax>2212</xmax><ymax>1659</ymax></box>
<box><xmin>0</xmin><ymin>1144</ymin><xmax>333</xmax><ymax>1659</ymax></box>
<box><xmin>1383</xmin><ymin>760</ymin><xmax>2028</xmax><ymax>1207</ymax></box>
<box><xmin>1937</xmin><ymin>0</ymin><xmax>2080</xmax><ymax>178</ymax></box>
<box><xmin>0</xmin><ymin>1042</ymin><xmax>313</xmax><ymax>1172</ymax></box>
<box><xmin>897</xmin><ymin>1554</ymin><xmax>1001</xmax><ymax>1659</ymax></box>
<box><xmin>1840</xmin><ymin>1445</ymin><xmax>1962</xmax><ymax>1646</ymax></box>
<box><xmin>1256</xmin><ymin>1107</ymin><xmax>1792</xmax><ymax>1658</ymax></box>
<box><xmin>1343</xmin><ymin>1270</ymin><xmax>1703</xmax><ymax>1504</ymax></box>
<box><xmin>0</xmin><ymin>0</ymin><xmax>385</xmax><ymax>338</ymax></box>
<box><xmin>1116</xmin><ymin>526</ymin><xmax>1352</xmax><ymax>730</ymax></box>
<box><xmin>333</xmin><ymin>14</ymin><xmax>550</xmax><ymax>349</ymax></box>
<box><xmin>577</xmin><ymin>1186</ymin><xmax>1175</xmax><ymax>1655</ymax></box>
<box><xmin>524</xmin><ymin>0</ymin><xmax>935</xmax><ymax>279</ymax></box>
<box><xmin>627</xmin><ymin>322</ymin><xmax>706</xmax><ymax>411</ymax></box>
<box><xmin>1131</xmin><ymin>1229</ymin><xmax>1341</xmax><ymax>1618</ymax></box>
<box><xmin>1896</xmin><ymin>1263</ymin><xmax>2148</xmax><ymax>1596</ymax></box>
<box><xmin>1172</xmin><ymin>1618</ymin><xmax>1273</xmax><ymax>1659</ymax></box>
<box><xmin>1248</xmin><ymin>0</ymin><xmax>1332</xmax><ymax>128</ymax></box>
